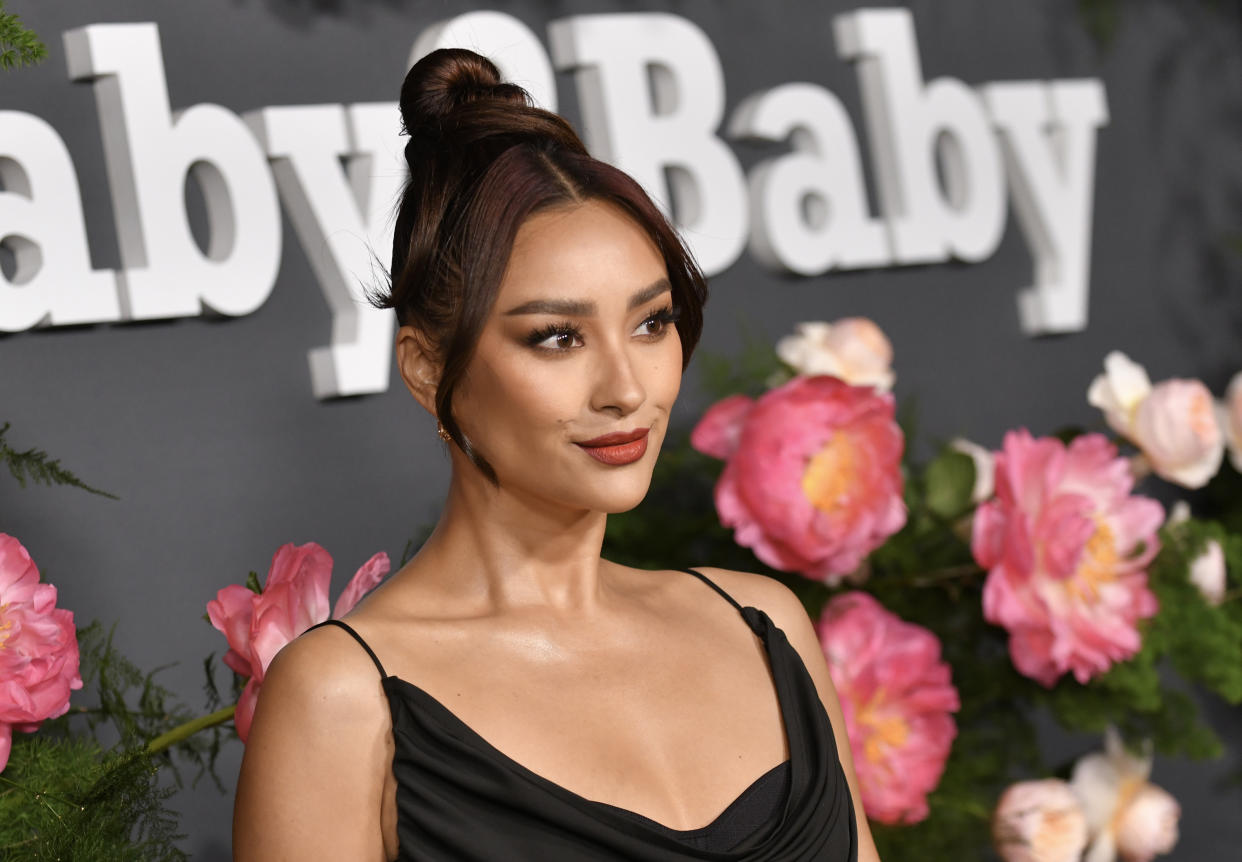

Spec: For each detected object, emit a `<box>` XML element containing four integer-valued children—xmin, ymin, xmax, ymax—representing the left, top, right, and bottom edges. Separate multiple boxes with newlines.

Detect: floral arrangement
<box><xmin>603</xmin><ymin>317</ymin><xmax>1242</xmax><ymax>861</ymax></box>
<box><xmin>5</xmin><ymin>319</ymin><xmax>1240</xmax><ymax>861</ymax></box>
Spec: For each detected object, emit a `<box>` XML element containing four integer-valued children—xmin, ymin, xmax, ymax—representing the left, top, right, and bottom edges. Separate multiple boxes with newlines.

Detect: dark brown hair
<box><xmin>376</xmin><ymin>48</ymin><xmax>708</xmax><ymax>482</ymax></box>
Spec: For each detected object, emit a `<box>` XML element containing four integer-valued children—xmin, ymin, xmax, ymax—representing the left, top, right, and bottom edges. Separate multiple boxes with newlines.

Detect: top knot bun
<box><xmin>400</xmin><ymin>48</ymin><xmax>530</xmax><ymax>133</ymax></box>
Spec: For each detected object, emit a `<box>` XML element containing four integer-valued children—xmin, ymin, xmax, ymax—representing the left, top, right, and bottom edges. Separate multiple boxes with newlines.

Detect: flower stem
<box><xmin>145</xmin><ymin>705</ymin><xmax>235</xmax><ymax>756</ymax></box>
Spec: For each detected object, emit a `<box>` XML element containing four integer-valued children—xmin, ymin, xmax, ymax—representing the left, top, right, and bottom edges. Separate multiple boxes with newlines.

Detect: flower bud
<box><xmin>1189</xmin><ymin>539</ymin><xmax>1226</xmax><ymax>606</ymax></box>
<box><xmin>1087</xmin><ymin>351</ymin><xmax>1152</xmax><ymax>438</ymax></box>
<box><xmin>950</xmin><ymin>437</ymin><xmax>995</xmax><ymax>503</ymax></box>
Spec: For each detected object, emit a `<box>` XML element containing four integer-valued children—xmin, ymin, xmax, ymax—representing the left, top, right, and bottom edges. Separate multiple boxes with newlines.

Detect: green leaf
<box><xmin>924</xmin><ymin>449</ymin><xmax>976</xmax><ymax>520</ymax></box>
<box><xmin>0</xmin><ymin>2</ymin><xmax>47</xmax><ymax>71</ymax></box>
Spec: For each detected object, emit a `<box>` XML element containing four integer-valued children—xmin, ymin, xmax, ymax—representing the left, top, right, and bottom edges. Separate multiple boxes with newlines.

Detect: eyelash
<box><xmin>524</xmin><ymin>305</ymin><xmax>681</xmax><ymax>352</ymax></box>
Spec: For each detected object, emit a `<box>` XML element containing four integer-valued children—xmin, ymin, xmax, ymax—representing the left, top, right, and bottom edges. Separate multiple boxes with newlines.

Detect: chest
<box><xmin>385</xmin><ymin>620</ymin><xmax>789</xmax><ymax>832</ymax></box>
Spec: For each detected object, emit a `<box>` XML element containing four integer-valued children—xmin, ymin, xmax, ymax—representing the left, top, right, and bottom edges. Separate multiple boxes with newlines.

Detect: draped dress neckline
<box><xmin>310</xmin><ymin>568</ymin><xmax>858</xmax><ymax>861</ymax></box>
<box><xmin>378</xmin><ymin>602</ymin><xmax>794</xmax><ymax>841</ymax></box>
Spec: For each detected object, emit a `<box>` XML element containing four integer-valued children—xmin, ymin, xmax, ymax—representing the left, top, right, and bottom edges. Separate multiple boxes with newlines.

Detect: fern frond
<box><xmin>0</xmin><ymin>422</ymin><xmax>119</xmax><ymax>499</ymax></box>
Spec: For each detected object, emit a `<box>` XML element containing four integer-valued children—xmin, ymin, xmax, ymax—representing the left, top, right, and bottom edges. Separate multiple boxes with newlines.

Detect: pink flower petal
<box><xmin>234</xmin><ymin>678</ymin><xmax>262</xmax><ymax>744</ymax></box>
<box><xmin>690</xmin><ymin>394</ymin><xmax>755</xmax><ymax>460</ymax></box>
<box><xmin>333</xmin><ymin>552</ymin><xmax>391</xmax><ymax>618</ymax></box>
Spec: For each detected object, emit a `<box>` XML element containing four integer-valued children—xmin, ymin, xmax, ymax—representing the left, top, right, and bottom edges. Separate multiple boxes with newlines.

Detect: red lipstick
<box><xmin>575</xmin><ymin>428</ymin><xmax>650</xmax><ymax>466</ymax></box>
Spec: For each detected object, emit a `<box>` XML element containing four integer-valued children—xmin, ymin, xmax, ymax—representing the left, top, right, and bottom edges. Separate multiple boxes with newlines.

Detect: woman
<box><xmin>233</xmin><ymin>48</ymin><xmax>881</xmax><ymax>862</ymax></box>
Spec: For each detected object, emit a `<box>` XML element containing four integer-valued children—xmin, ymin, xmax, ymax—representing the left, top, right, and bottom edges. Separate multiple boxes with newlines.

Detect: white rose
<box><xmin>1071</xmin><ymin>729</ymin><xmax>1180</xmax><ymax>862</ymax></box>
<box><xmin>950</xmin><ymin>438</ymin><xmax>996</xmax><ymax>504</ymax></box>
<box><xmin>775</xmin><ymin>318</ymin><xmax>895</xmax><ymax>391</ymax></box>
<box><xmin>992</xmin><ymin>779</ymin><xmax>1089</xmax><ymax>862</ymax></box>
<box><xmin>1087</xmin><ymin>351</ymin><xmax>1152</xmax><ymax>438</ymax></box>
<box><xmin>1115</xmin><ymin>784</ymin><xmax>1180</xmax><ymax>862</ymax></box>
<box><xmin>1131</xmin><ymin>378</ymin><xmax>1224</xmax><ymax>488</ymax></box>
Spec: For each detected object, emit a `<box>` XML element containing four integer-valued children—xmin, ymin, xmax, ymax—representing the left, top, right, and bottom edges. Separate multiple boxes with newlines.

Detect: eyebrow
<box><xmin>502</xmin><ymin>278</ymin><xmax>672</xmax><ymax>317</ymax></box>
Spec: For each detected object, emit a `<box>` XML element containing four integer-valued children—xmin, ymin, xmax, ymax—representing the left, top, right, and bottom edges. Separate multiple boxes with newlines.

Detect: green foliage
<box><xmin>0</xmin><ymin>738</ymin><xmax>185</xmax><ymax>861</ymax></box>
<box><xmin>0</xmin><ymin>622</ymin><xmax>230</xmax><ymax>858</ymax></box>
<box><xmin>696</xmin><ymin>337</ymin><xmax>783</xmax><ymax>402</ymax></box>
<box><xmin>0</xmin><ymin>422</ymin><xmax>118</xmax><ymax>499</ymax></box>
<box><xmin>0</xmin><ymin>2</ymin><xmax>45</xmax><ymax>70</ymax></box>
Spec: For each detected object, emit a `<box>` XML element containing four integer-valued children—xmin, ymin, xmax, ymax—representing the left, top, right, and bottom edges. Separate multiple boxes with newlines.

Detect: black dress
<box><xmin>311</xmin><ymin>568</ymin><xmax>858</xmax><ymax>861</ymax></box>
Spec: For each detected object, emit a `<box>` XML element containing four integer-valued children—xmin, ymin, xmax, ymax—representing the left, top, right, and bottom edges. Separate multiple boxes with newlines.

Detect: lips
<box><xmin>575</xmin><ymin>428</ymin><xmax>650</xmax><ymax>466</ymax></box>
<box><xmin>577</xmin><ymin>428</ymin><xmax>650</xmax><ymax>447</ymax></box>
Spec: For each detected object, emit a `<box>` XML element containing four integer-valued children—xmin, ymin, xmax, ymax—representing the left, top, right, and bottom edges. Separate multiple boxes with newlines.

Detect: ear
<box><xmin>395</xmin><ymin>324</ymin><xmax>441</xmax><ymax>416</ymax></box>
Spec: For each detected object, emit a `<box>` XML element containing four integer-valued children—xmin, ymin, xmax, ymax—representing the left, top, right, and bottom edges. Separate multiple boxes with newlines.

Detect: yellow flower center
<box><xmin>802</xmin><ymin>432</ymin><xmax>860</xmax><ymax>514</ymax></box>
<box><xmin>857</xmin><ymin>689</ymin><xmax>910</xmax><ymax>764</ymax></box>
<box><xmin>0</xmin><ymin>603</ymin><xmax>11</xmax><ymax>649</ymax></box>
<box><xmin>1066</xmin><ymin>518</ymin><xmax>1120</xmax><ymax>602</ymax></box>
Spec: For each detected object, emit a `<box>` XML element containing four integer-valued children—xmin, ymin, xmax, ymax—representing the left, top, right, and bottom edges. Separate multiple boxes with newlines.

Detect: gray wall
<box><xmin>4</xmin><ymin>1</ymin><xmax>1240</xmax><ymax>858</ymax></box>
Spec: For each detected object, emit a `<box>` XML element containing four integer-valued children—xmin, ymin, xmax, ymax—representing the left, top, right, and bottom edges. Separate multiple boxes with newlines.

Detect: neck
<box><xmin>409</xmin><ymin>463</ymin><xmax>613</xmax><ymax>614</ymax></box>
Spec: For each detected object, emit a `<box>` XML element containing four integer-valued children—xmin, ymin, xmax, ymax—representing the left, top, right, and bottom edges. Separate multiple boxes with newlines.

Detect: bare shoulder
<box><xmin>260</xmin><ymin>622</ymin><xmax>389</xmax><ymax>713</ymax></box>
<box><xmin>234</xmin><ymin>624</ymin><xmax>391</xmax><ymax>861</ymax></box>
<box><xmin>689</xmin><ymin>566</ymin><xmax>818</xmax><ymax>646</ymax></box>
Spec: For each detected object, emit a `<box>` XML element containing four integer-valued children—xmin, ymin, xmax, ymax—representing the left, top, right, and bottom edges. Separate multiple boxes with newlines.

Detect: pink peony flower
<box><xmin>0</xmin><ymin>534</ymin><xmax>82</xmax><ymax>772</ymax></box>
<box><xmin>691</xmin><ymin>376</ymin><xmax>906</xmax><ymax>584</ymax></box>
<box><xmin>775</xmin><ymin>319</ymin><xmax>896</xmax><ymax>391</ymax></box>
<box><xmin>207</xmin><ymin>542</ymin><xmax>390</xmax><ymax>742</ymax></box>
<box><xmin>992</xmin><ymin>779</ymin><xmax>1089</xmax><ymax>862</ymax></box>
<box><xmin>972</xmin><ymin>430</ymin><xmax>1164</xmax><ymax>686</ymax></box>
<box><xmin>816</xmin><ymin>591</ymin><xmax>959</xmax><ymax>824</ymax></box>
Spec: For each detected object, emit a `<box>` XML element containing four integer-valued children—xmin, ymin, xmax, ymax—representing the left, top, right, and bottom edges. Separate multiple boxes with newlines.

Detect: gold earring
<box><xmin>436</xmin><ymin>421</ymin><xmax>451</xmax><ymax>442</ymax></box>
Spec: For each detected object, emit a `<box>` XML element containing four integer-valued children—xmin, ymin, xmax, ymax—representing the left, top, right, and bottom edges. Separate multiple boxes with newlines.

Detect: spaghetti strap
<box><xmin>680</xmin><ymin>567</ymin><xmax>746</xmax><ymax>615</ymax></box>
<box><xmin>307</xmin><ymin>619</ymin><xmax>388</xmax><ymax>679</ymax></box>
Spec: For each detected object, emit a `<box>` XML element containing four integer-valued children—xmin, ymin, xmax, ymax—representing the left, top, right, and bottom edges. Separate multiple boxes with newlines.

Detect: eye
<box><xmin>525</xmin><ymin>322</ymin><xmax>584</xmax><ymax>352</ymax></box>
<box><xmin>633</xmin><ymin>305</ymin><xmax>680</xmax><ymax>339</ymax></box>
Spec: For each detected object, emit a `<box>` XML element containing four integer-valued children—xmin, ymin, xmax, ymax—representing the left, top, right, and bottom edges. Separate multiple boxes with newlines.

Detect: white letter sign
<box><xmin>64</xmin><ymin>23</ymin><xmax>281</xmax><ymax>320</ymax></box>
<box><xmin>549</xmin><ymin>13</ymin><xmax>748</xmax><ymax>276</ymax></box>
<box><xmin>835</xmin><ymin>8</ymin><xmax>1006</xmax><ymax>265</ymax></box>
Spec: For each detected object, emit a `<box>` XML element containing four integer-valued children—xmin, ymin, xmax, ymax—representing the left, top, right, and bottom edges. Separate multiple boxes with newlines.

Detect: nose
<box><xmin>590</xmin><ymin>340</ymin><xmax>646</xmax><ymax>416</ymax></box>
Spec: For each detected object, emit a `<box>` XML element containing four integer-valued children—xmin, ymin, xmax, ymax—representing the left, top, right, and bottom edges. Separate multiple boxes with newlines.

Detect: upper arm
<box><xmin>696</xmin><ymin>568</ymin><xmax>883</xmax><ymax>862</ymax></box>
<box><xmin>233</xmin><ymin>626</ymin><xmax>392</xmax><ymax>862</ymax></box>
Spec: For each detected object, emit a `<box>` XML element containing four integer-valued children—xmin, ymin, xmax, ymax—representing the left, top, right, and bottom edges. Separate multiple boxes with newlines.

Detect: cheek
<box><xmin>459</xmin><ymin>354</ymin><xmax>582</xmax><ymax>437</ymax></box>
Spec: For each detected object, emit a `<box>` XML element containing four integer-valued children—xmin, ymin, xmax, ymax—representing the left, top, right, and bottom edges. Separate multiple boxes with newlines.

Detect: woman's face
<box><xmin>451</xmin><ymin>198</ymin><xmax>683</xmax><ymax>514</ymax></box>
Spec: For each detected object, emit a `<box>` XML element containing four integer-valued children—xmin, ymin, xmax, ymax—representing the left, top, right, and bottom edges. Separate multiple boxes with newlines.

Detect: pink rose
<box><xmin>207</xmin><ymin>542</ymin><xmax>390</xmax><ymax>741</ymax></box>
<box><xmin>972</xmin><ymin>430</ymin><xmax>1164</xmax><ymax>686</ymax></box>
<box><xmin>1131</xmin><ymin>379</ymin><xmax>1224</xmax><ymax>489</ymax></box>
<box><xmin>1087</xmin><ymin>353</ymin><xmax>1225</xmax><ymax>489</ymax></box>
<box><xmin>992</xmin><ymin>779</ymin><xmax>1089</xmax><ymax>862</ymax></box>
<box><xmin>816</xmin><ymin>592</ymin><xmax>959</xmax><ymax>824</ymax></box>
<box><xmin>0</xmin><ymin>534</ymin><xmax>83</xmax><ymax>772</ymax></box>
<box><xmin>692</xmin><ymin>376</ymin><xmax>906</xmax><ymax>584</ymax></box>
